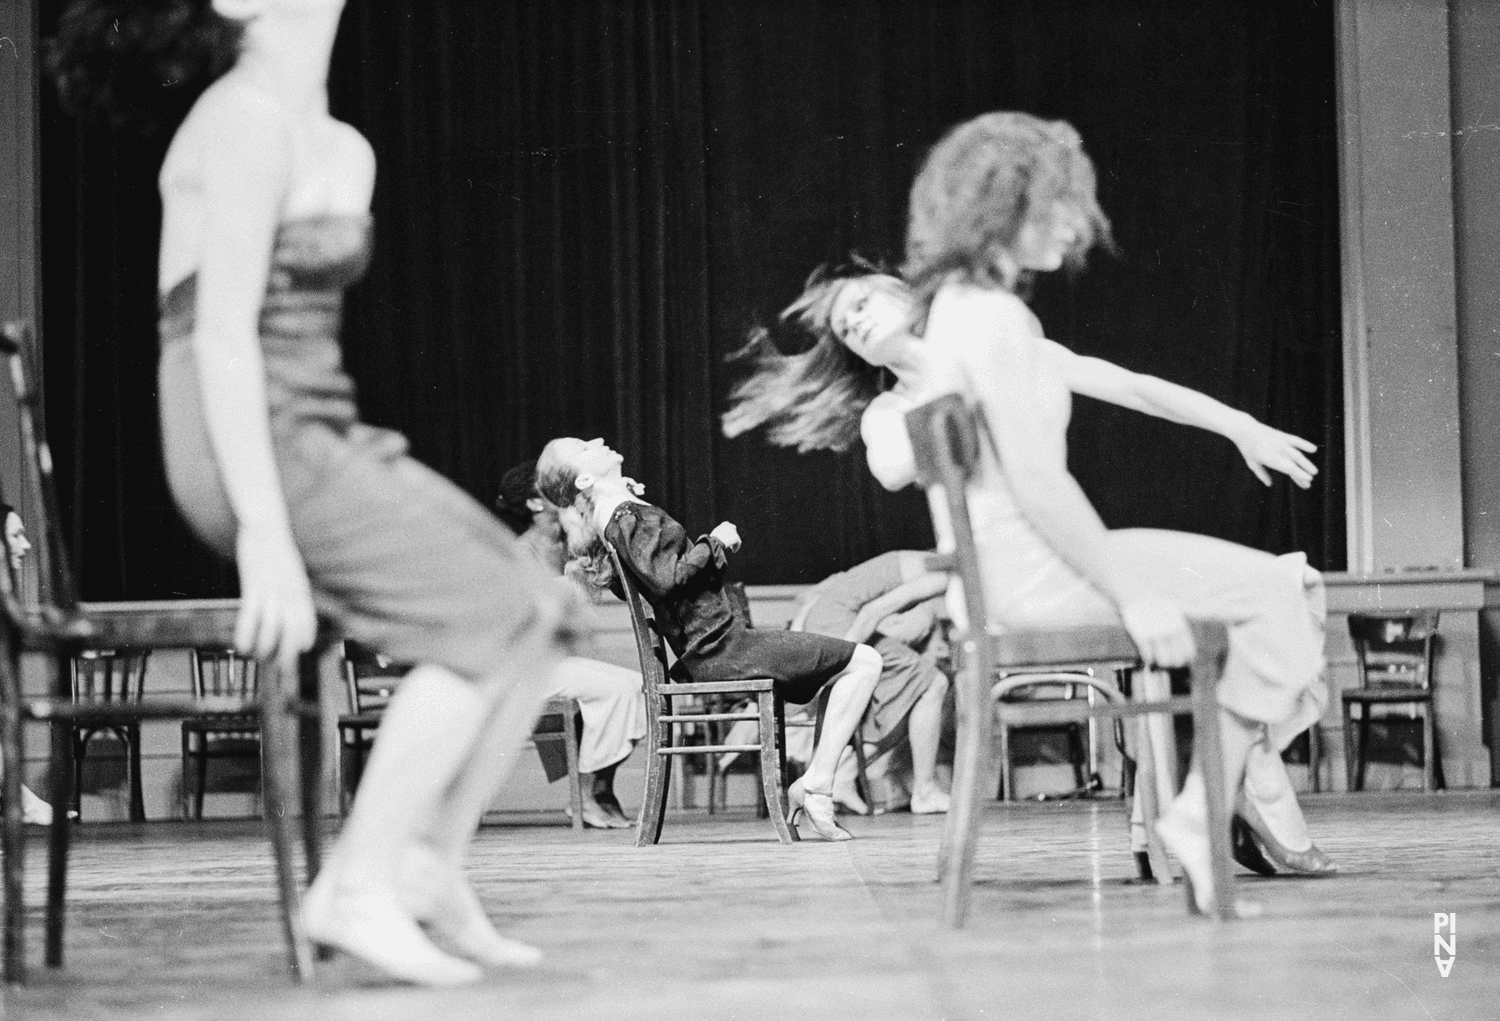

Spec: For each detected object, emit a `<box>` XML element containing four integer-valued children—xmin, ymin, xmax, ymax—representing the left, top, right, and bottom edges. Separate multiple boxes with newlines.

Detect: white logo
<box><xmin>1434</xmin><ymin>912</ymin><xmax>1456</xmax><ymax>977</ymax></box>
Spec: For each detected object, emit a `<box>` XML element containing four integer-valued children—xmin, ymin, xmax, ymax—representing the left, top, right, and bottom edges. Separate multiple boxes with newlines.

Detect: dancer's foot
<box><xmin>397</xmin><ymin>847</ymin><xmax>544</xmax><ymax>969</ymax></box>
<box><xmin>1156</xmin><ymin>795</ymin><xmax>1262</xmax><ymax>918</ymax></box>
<box><xmin>302</xmin><ymin>872</ymin><xmax>484</xmax><ymax>986</ymax></box>
<box><xmin>1235</xmin><ymin>796</ymin><xmax>1337</xmax><ymax>876</ymax></box>
<box><xmin>1240</xmin><ymin>741</ymin><xmax>1336</xmax><ymax>873</ymax></box>
<box><xmin>20</xmin><ymin>784</ymin><xmax>53</xmax><ymax>826</ymax></box>
<box><xmin>577</xmin><ymin>796</ymin><xmax>632</xmax><ymax>829</ymax></box>
<box><xmin>909</xmin><ymin>782</ymin><xmax>950</xmax><ymax>815</ymax></box>
<box><xmin>594</xmin><ymin>792</ymin><xmax>634</xmax><ymax>827</ymax></box>
<box><xmin>786</xmin><ymin>778</ymin><xmax>852</xmax><ymax>841</ymax></box>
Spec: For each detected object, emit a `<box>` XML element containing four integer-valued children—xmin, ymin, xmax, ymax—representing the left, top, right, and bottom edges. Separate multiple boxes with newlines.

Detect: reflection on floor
<box><xmin>8</xmin><ymin>790</ymin><xmax>1499</xmax><ymax>1021</ymax></box>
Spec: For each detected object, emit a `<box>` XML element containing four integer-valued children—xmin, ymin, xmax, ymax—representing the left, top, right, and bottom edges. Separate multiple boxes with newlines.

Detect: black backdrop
<box><xmin>39</xmin><ymin>0</ymin><xmax>1344</xmax><ymax>599</ymax></box>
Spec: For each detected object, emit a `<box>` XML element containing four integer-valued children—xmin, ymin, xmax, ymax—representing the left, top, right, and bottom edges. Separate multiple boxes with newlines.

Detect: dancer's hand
<box><xmin>1119</xmin><ymin>595</ymin><xmax>1194</xmax><ymax>668</ymax></box>
<box><xmin>235</xmin><ymin>520</ymin><xmax>317</xmax><ymax>674</ymax></box>
<box><xmin>710</xmin><ymin>521</ymin><xmax>742</xmax><ymax>552</ymax></box>
<box><xmin>1232</xmin><ymin>420</ymin><xmax>1318</xmax><ymax>489</ymax></box>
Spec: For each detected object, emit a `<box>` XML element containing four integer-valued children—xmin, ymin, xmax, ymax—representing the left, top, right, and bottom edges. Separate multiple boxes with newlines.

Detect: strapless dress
<box><xmin>158</xmin><ymin>214</ymin><xmax>571</xmax><ymax>679</ymax></box>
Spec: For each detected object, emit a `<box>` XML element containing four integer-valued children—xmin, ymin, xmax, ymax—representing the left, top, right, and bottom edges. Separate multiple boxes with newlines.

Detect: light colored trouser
<box><xmin>543</xmin><ymin>657</ymin><xmax>647</xmax><ymax>774</ymax></box>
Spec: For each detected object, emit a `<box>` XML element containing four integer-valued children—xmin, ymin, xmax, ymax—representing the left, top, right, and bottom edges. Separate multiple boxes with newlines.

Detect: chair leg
<box><xmin>774</xmin><ymin>697</ymin><xmax>790</xmax><ymax>816</ymax></box>
<box><xmin>1130</xmin><ymin>720</ymin><xmax>1172</xmax><ymax>885</ymax></box>
<box><xmin>634</xmin><ymin>706</ymin><xmax>670</xmax><ymax>847</ymax></box>
<box><xmin>1068</xmin><ymin>724</ymin><xmax>1088</xmax><ymax>791</ymax></box>
<box><xmin>1342</xmin><ymin>702</ymin><xmax>1357</xmax><ymax>793</ymax></box>
<box><xmin>1354</xmin><ymin>706</ymin><xmax>1371</xmax><ymax>792</ymax></box>
<box><xmin>45</xmin><ymin>717</ymin><xmax>73</xmax><ymax>969</ymax></box>
<box><xmin>1421</xmin><ymin>706</ymin><xmax>1436</xmax><ymax>793</ymax></box>
<box><xmin>259</xmin><ymin>680</ymin><xmax>315</xmax><ymax>983</ymax></box>
<box><xmin>942</xmin><ymin>649</ymin><xmax>991</xmax><ymax>927</ymax></box>
<box><xmin>194</xmin><ymin>735</ymin><xmax>209</xmax><ymax>821</ymax></box>
<box><xmin>70</xmin><ymin>729</ymin><xmax>86</xmax><ymax>823</ymax></box>
<box><xmin>758</xmin><ymin>693</ymin><xmax>796</xmax><ymax>844</ymax></box>
<box><xmin>1307</xmin><ymin>725</ymin><xmax>1322</xmax><ymax>794</ymax></box>
<box><xmin>126</xmin><ymin>725</ymin><xmax>145</xmax><ymax>823</ymax></box>
<box><xmin>298</xmin><ymin>651</ymin><xmax>327</xmax><ymax>879</ymax></box>
<box><xmin>1190</xmin><ymin>649</ymin><xmax>1237</xmax><ymax>922</ymax></box>
<box><xmin>563</xmin><ymin>700</ymin><xmax>584</xmax><ymax>831</ymax></box>
<box><xmin>1</xmin><ymin>641</ymin><xmax>27</xmax><ymax>984</ymax></box>
<box><xmin>936</xmin><ymin>660</ymin><xmax>972</xmax><ymax>885</ymax></box>
<box><xmin>997</xmin><ymin>717</ymin><xmax>1012</xmax><ymax>802</ymax></box>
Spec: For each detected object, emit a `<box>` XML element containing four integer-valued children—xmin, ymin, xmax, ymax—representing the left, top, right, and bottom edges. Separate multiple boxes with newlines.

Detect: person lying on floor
<box><xmin>495</xmin><ymin>460</ymin><xmax>647</xmax><ymax>829</ymax></box>
<box><xmin>535</xmin><ymin>437</ymin><xmax>883</xmax><ymax>841</ymax></box>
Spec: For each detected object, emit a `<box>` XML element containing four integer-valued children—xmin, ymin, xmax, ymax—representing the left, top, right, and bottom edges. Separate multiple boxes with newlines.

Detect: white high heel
<box><xmin>786</xmin><ymin>778</ymin><xmax>853</xmax><ymax>842</ymax></box>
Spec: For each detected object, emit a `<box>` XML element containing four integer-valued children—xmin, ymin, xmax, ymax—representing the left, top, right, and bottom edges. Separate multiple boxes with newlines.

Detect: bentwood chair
<box><xmin>608</xmin><ymin>545</ymin><xmax>798</xmax><ymax>845</ymax></box>
<box><xmin>904</xmin><ymin>394</ymin><xmax>1237</xmax><ymax>926</ymax></box>
<box><xmin>1344</xmin><ymin>611</ymin><xmax>1442</xmax><ymax>792</ymax></box>
<box><xmin>338</xmin><ymin>640</ymin><xmax>585</xmax><ymax>827</ymax></box>
<box><xmin>68</xmin><ymin>648</ymin><xmax>152</xmax><ymax>821</ymax></box>
<box><xmin>0</xmin><ymin>321</ymin><xmax>332</xmax><ymax>985</ymax></box>
<box><xmin>181</xmin><ymin>648</ymin><xmax>262</xmax><ymax>819</ymax></box>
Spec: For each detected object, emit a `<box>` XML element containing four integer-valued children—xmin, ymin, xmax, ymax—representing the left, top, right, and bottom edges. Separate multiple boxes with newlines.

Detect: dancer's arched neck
<box><xmin>883</xmin><ymin>339</ymin><xmax>930</xmax><ymax>397</ymax></box>
<box><xmin>586</xmin><ymin>477</ymin><xmax>648</xmax><ymax>534</ymax></box>
<box><xmin>233</xmin><ymin>5</ymin><xmax>344</xmax><ymax>118</ymax></box>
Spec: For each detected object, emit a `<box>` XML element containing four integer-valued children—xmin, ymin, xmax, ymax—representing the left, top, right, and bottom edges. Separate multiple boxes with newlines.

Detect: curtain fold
<box><xmin>39</xmin><ymin>0</ymin><xmax>1343</xmax><ymax>599</ymax></box>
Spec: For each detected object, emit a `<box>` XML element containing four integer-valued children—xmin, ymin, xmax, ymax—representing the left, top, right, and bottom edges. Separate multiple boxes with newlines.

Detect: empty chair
<box><xmin>1344</xmin><ymin>611</ymin><xmax>1442</xmax><ymax>792</ymax></box>
<box><xmin>180</xmin><ymin>648</ymin><xmax>261</xmax><ymax>819</ymax></box>
<box><xmin>68</xmin><ymin>649</ymin><xmax>151</xmax><ymax>822</ymax></box>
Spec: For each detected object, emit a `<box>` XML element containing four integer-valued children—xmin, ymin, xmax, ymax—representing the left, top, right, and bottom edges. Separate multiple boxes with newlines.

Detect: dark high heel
<box><xmin>786</xmin><ymin>778</ymin><xmax>852</xmax><ymax>842</ymax></box>
<box><xmin>1235</xmin><ymin>798</ymin><xmax>1337</xmax><ymax>876</ymax></box>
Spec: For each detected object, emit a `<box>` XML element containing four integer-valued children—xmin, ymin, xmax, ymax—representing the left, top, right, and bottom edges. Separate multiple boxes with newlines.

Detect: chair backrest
<box><xmin>606</xmin><ymin>544</ymin><xmax>670</xmax><ymax>696</ymax></box>
<box><xmin>71</xmin><ymin>649</ymin><xmax>150</xmax><ymax>703</ymax></box>
<box><xmin>904</xmin><ymin>394</ymin><xmax>991</xmax><ymax>639</ymax></box>
<box><xmin>1347</xmin><ymin>611</ymin><xmax>1439</xmax><ymax>690</ymax></box>
<box><xmin>340</xmin><ymin>640</ymin><xmax>410</xmax><ymax>714</ymax></box>
<box><xmin>189</xmin><ymin>648</ymin><xmax>258</xmax><ymax>699</ymax></box>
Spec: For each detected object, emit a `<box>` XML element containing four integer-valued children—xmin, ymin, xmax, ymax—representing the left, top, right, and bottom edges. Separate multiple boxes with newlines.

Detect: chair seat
<box><xmin>24</xmin><ymin>694</ymin><xmax>253</xmax><ymax>724</ymax></box>
<box><xmin>1342</xmin><ymin>687</ymin><xmax>1432</xmax><ymax>703</ymax></box>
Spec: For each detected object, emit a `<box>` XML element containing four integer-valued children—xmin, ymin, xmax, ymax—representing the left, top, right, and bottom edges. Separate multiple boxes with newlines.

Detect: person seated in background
<box><xmin>535</xmin><ymin>436</ymin><xmax>883</xmax><ymax>841</ymax></box>
<box><xmin>495</xmin><ymin>461</ymin><xmax>647</xmax><ymax>829</ymax></box>
<box><xmin>793</xmin><ymin>550</ymin><xmax>952</xmax><ymax>814</ymax></box>
<box><xmin>0</xmin><ymin>503</ymin><xmax>55</xmax><ymax>825</ymax></box>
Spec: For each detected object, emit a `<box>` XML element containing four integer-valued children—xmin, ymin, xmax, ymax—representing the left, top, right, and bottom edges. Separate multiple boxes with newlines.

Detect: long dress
<box><xmin>157</xmin><ymin>214</ymin><xmax>574</xmax><ymax>680</ymax></box>
<box><xmin>866</xmin><ymin>286</ymin><xmax>1326</xmax><ymax>749</ymax></box>
<box><xmin>604</xmin><ymin>501</ymin><xmax>856</xmax><ymax>706</ymax></box>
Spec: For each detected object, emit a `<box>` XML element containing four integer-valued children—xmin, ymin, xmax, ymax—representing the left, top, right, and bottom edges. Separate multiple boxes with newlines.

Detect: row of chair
<box><xmin>59</xmin><ymin>644</ymin><xmax>586</xmax><ymax>825</ymax></box>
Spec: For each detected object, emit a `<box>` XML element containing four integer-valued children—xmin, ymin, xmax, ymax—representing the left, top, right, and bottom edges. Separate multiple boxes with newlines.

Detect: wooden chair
<box><xmin>904</xmin><ymin>394</ymin><xmax>1236</xmax><ymax>925</ymax></box>
<box><xmin>994</xmin><ymin>668</ymin><xmax>1119</xmax><ymax>801</ymax></box>
<box><xmin>0</xmin><ymin>321</ymin><xmax>330</xmax><ymax>984</ymax></box>
<box><xmin>180</xmin><ymin>648</ymin><xmax>262</xmax><ymax>819</ymax></box>
<box><xmin>1344</xmin><ymin>611</ymin><xmax>1442</xmax><ymax>792</ymax></box>
<box><xmin>68</xmin><ymin>648</ymin><xmax>152</xmax><ymax>821</ymax></box>
<box><xmin>607</xmin><ymin>545</ymin><xmax>797</xmax><ymax>845</ymax></box>
<box><xmin>337</xmin><ymin>640</ymin><xmax>585</xmax><ymax>827</ymax></box>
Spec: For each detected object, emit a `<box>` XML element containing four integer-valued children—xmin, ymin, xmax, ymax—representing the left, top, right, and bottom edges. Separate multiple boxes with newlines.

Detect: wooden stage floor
<box><xmin>6</xmin><ymin>790</ymin><xmax>1498</xmax><ymax>1020</ymax></box>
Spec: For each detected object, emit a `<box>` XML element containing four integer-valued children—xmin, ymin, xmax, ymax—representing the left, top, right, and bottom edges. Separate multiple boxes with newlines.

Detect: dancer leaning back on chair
<box><xmin>723</xmin><ymin>113</ymin><xmax>1338</xmax><ymax>912</ymax></box>
<box><xmin>535</xmin><ymin>438</ymin><xmax>884</xmax><ymax>841</ymax></box>
<box><xmin>50</xmin><ymin>0</ymin><xmax>582</xmax><ymax>987</ymax></box>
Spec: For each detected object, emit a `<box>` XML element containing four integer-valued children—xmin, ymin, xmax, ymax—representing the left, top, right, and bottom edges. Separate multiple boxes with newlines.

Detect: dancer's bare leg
<box><xmin>1155</xmin><ymin>707</ymin><xmax>1258</xmax><ymax>913</ymax></box>
<box><xmin>799</xmin><ymin>644</ymin><xmax>882</xmax><ymax>793</ymax></box>
<box><xmin>303</xmin><ymin>665</ymin><xmax>492</xmax><ymax>986</ymax></box>
<box><xmin>908</xmin><ymin>673</ymin><xmax>951</xmax><ymax>814</ymax></box>
<box><xmin>398</xmin><ymin>668</ymin><xmax>559</xmax><ymax>968</ymax></box>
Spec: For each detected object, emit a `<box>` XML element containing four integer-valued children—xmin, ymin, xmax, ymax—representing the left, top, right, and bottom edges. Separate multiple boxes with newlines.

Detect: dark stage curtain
<box><xmin>38</xmin><ymin>0</ymin><xmax>1343</xmax><ymax>599</ymax></box>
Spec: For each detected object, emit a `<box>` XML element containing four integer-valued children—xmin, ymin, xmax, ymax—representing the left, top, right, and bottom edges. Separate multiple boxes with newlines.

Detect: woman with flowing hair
<box><xmin>50</xmin><ymin>0</ymin><xmax>576</xmax><ymax>985</ymax></box>
<box><xmin>722</xmin><ymin>116</ymin><xmax>1337</xmax><ymax>909</ymax></box>
<box><xmin>535</xmin><ymin>437</ymin><xmax>884</xmax><ymax>841</ymax></box>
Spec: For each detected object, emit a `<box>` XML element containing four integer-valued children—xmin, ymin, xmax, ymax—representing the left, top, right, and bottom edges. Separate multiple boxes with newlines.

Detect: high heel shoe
<box><xmin>786</xmin><ymin>778</ymin><xmax>853</xmax><ymax>842</ymax></box>
<box><xmin>1234</xmin><ymin>797</ymin><xmax>1337</xmax><ymax>876</ymax></box>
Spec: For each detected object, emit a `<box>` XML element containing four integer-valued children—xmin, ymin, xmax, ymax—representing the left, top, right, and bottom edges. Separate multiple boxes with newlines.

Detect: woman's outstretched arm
<box><xmin>1041</xmin><ymin>339</ymin><xmax>1318</xmax><ymax>488</ymax></box>
<box><xmin>932</xmin><ymin>286</ymin><xmax>1194</xmax><ymax>668</ymax></box>
<box><xmin>188</xmin><ymin>87</ymin><xmax>316</xmax><ymax>671</ymax></box>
